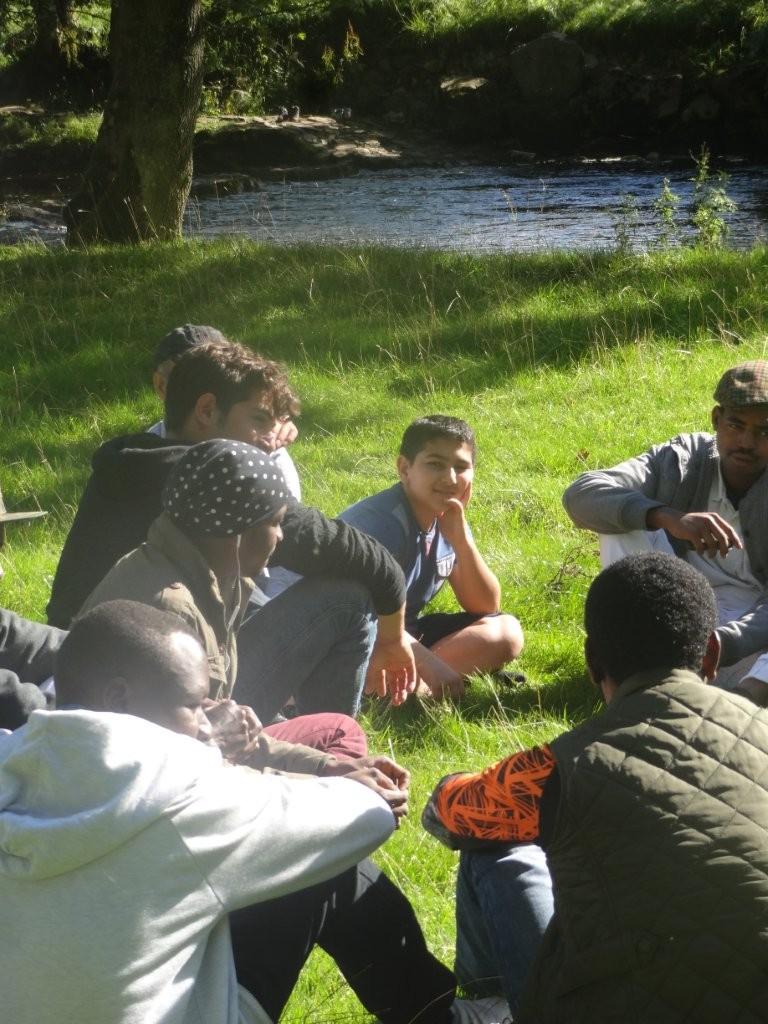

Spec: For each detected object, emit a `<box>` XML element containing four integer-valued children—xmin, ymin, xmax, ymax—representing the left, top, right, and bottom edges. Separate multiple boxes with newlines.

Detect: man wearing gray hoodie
<box><xmin>0</xmin><ymin>600</ymin><xmax>508</xmax><ymax>1024</ymax></box>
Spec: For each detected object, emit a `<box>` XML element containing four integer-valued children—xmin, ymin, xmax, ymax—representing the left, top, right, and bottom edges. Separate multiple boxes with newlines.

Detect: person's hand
<box><xmin>203</xmin><ymin>698</ymin><xmax>262</xmax><ymax>761</ymax></box>
<box><xmin>365</xmin><ymin>634</ymin><xmax>417</xmax><ymax>706</ymax></box>
<box><xmin>648</xmin><ymin>507</ymin><xmax>743</xmax><ymax>558</ymax></box>
<box><xmin>323</xmin><ymin>754</ymin><xmax>410</xmax><ymax>792</ymax></box>
<box><xmin>322</xmin><ymin>755</ymin><xmax>410</xmax><ymax>823</ymax></box>
<box><xmin>733</xmin><ymin>676</ymin><xmax>768</xmax><ymax>707</ymax></box>
<box><xmin>438</xmin><ymin>481</ymin><xmax>472</xmax><ymax>547</ymax></box>
<box><xmin>273</xmin><ymin>418</ymin><xmax>298</xmax><ymax>449</ymax></box>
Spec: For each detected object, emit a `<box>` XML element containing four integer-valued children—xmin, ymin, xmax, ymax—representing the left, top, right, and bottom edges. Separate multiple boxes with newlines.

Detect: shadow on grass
<box><xmin>364</xmin><ymin>668</ymin><xmax>598</xmax><ymax>753</ymax></box>
<box><xmin>1</xmin><ymin>243</ymin><xmax>766</xmax><ymax>422</ymax></box>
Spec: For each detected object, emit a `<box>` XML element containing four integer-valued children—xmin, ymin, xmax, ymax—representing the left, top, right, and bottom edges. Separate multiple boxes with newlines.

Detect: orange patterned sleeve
<box><xmin>432</xmin><ymin>745</ymin><xmax>555</xmax><ymax>844</ymax></box>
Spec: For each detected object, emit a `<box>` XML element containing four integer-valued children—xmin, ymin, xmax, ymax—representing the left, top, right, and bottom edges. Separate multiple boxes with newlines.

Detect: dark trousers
<box><xmin>230</xmin><ymin>858</ymin><xmax>456</xmax><ymax>1024</ymax></box>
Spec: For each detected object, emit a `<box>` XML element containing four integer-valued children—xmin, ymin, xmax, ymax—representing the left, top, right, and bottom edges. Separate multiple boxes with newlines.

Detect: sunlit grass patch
<box><xmin>2</xmin><ymin>239</ymin><xmax>767</xmax><ymax>1020</ymax></box>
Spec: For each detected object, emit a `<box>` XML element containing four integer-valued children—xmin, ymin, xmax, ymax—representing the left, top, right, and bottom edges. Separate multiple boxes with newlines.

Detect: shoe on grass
<box><xmin>493</xmin><ymin>668</ymin><xmax>527</xmax><ymax>687</ymax></box>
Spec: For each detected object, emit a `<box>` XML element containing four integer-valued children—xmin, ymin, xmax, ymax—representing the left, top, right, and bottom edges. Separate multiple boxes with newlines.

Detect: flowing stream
<box><xmin>4</xmin><ymin>163</ymin><xmax>768</xmax><ymax>250</ymax></box>
<box><xmin>184</xmin><ymin>163</ymin><xmax>768</xmax><ymax>252</ymax></box>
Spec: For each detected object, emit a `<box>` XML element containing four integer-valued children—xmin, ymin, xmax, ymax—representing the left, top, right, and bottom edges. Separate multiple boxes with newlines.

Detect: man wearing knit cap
<box><xmin>81</xmin><ymin>439</ymin><xmax>290</xmax><ymax>700</ymax></box>
<box><xmin>81</xmin><ymin>439</ymin><xmax>413</xmax><ymax>727</ymax></box>
<box><xmin>564</xmin><ymin>359</ymin><xmax>768</xmax><ymax>704</ymax></box>
<box><xmin>49</xmin><ymin>338</ymin><xmax>415</xmax><ymax>720</ymax></box>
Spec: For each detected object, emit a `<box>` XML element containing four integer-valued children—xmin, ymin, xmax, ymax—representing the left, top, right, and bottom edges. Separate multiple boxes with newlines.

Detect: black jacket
<box><xmin>0</xmin><ymin>609</ymin><xmax>64</xmax><ymax>728</ymax></box>
<box><xmin>47</xmin><ymin>433</ymin><xmax>406</xmax><ymax>628</ymax></box>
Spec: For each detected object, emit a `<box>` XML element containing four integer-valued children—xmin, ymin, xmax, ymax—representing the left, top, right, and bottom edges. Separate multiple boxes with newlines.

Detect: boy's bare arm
<box><xmin>440</xmin><ymin>489</ymin><xmax>501</xmax><ymax>613</ymax></box>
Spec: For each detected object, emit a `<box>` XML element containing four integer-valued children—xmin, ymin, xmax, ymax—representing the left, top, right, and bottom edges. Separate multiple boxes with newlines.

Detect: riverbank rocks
<box><xmin>509</xmin><ymin>32</ymin><xmax>585</xmax><ymax>102</ymax></box>
<box><xmin>194</xmin><ymin>115</ymin><xmax>446</xmax><ymax>177</ymax></box>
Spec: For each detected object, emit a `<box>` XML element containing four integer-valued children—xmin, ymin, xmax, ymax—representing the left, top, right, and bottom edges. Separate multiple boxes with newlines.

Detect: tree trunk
<box><xmin>65</xmin><ymin>0</ymin><xmax>204</xmax><ymax>245</ymax></box>
<box><xmin>31</xmin><ymin>0</ymin><xmax>76</xmax><ymax>74</ymax></box>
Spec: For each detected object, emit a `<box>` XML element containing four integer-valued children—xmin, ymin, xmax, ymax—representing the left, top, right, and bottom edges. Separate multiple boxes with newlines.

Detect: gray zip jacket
<box><xmin>563</xmin><ymin>432</ymin><xmax>768</xmax><ymax>666</ymax></box>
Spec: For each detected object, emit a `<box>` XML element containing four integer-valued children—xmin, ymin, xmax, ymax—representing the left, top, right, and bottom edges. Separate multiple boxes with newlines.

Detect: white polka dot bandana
<box><xmin>162</xmin><ymin>439</ymin><xmax>288</xmax><ymax>537</ymax></box>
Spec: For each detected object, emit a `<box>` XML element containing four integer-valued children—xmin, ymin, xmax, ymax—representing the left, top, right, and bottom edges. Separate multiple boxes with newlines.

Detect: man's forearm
<box><xmin>271</xmin><ymin>505</ymin><xmax>406</xmax><ymax>614</ymax></box>
<box><xmin>449</xmin><ymin>535</ymin><xmax>501</xmax><ymax>613</ymax></box>
<box><xmin>717</xmin><ymin>597</ymin><xmax>768</xmax><ymax>666</ymax></box>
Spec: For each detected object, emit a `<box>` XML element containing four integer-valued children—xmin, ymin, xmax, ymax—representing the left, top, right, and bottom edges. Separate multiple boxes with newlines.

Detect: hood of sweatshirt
<box><xmin>0</xmin><ymin>709</ymin><xmax>221</xmax><ymax>880</ymax></box>
<box><xmin>89</xmin><ymin>432</ymin><xmax>188</xmax><ymax>501</ymax></box>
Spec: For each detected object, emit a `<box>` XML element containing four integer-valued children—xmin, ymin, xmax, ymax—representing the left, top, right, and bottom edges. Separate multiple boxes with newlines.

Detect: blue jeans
<box><xmin>235</xmin><ymin>578</ymin><xmax>376</xmax><ymax>722</ymax></box>
<box><xmin>455</xmin><ymin>844</ymin><xmax>554</xmax><ymax>1014</ymax></box>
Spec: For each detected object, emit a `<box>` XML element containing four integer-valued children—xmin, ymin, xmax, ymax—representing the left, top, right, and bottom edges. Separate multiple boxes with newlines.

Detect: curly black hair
<box><xmin>584</xmin><ymin>552</ymin><xmax>717</xmax><ymax>683</ymax></box>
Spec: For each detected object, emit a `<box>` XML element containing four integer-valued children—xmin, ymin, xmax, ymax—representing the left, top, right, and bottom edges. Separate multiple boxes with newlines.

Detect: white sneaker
<box><xmin>450</xmin><ymin>995</ymin><xmax>513</xmax><ymax>1024</ymax></box>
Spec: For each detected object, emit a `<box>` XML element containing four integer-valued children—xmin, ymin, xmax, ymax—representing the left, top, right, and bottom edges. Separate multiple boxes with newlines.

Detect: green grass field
<box><xmin>2</xmin><ymin>239</ymin><xmax>767</xmax><ymax>1017</ymax></box>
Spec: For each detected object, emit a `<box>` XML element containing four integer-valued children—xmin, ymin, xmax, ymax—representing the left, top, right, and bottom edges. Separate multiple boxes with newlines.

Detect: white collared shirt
<box><xmin>686</xmin><ymin>467</ymin><xmax>763</xmax><ymax>624</ymax></box>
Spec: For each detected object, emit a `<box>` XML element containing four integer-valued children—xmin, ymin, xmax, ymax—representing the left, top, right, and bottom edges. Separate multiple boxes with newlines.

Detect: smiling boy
<box><xmin>341</xmin><ymin>416</ymin><xmax>524</xmax><ymax>698</ymax></box>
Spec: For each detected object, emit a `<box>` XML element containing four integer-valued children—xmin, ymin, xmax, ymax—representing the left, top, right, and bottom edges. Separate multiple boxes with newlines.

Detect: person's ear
<box><xmin>702</xmin><ymin>630</ymin><xmax>721</xmax><ymax>683</ymax></box>
<box><xmin>152</xmin><ymin>370</ymin><xmax>168</xmax><ymax>401</ymax></box>
<box><xmin>396</xmin><ymin>454</ymin><xmax>411</xmax><ymax>482</ymax></box>
<box><xmin>102</xmin><ymin>678</ymin><xmax>130</xmax><ymax>713</ymax></box>
<box><xmin>711</xmin><ymin>405</ymin><xmax>722</xmax><ymax>432</ymax></box>
<box><xmin>193</xmin><ymin>392</ymin><xmax>220</xmax><ymax>430</ymax></box>
<box><xmin>584</xmin><ymin>635</ymin><xmax>604</xmax><ymax>689</ymax></box>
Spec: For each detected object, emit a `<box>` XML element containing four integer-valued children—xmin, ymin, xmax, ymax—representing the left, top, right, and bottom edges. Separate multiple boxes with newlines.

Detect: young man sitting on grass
<box><xmin>147</xmin><ymin>323</ymin><xmax>302</xmax><ymax>503</ymax></box>
<box><xmin>79</xmin><ymin>439</ymin><xmax>412</xmax><ymax>754</ymax></box>
<box><xmin>147</xmin><ymin>324</ymin><xmax>302</xmax><ymax>598</ymax></box>
<box><xmin>47</xmin><ymin>339</ymin><xmax>416</xmax><ymax>714</ymax></box>
<box><xmin>563</xmin><ymin>360</ymin><xmax>768</xmax><ymax>705</ymax></box>
<box><xmin>1</xmin><ymin>599</ymin><xmax>511</xmax><ymax>1024</ymax></box>
<box><xmin>341</xmin><ymin>415</ymin><xmax>523</xmax><ymax>699</ymax></box>
<box><xmin>424</xmin><ymin>552</ymin><xmax>768</xmax><ymax>1022</ymax></box>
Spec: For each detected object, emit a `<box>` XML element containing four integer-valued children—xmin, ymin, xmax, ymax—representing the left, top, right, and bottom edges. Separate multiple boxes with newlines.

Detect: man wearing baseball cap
<box><xmin>564</xmin><ymin>359</ymin><xmax>768</xmax><ymax>703</ymax></box>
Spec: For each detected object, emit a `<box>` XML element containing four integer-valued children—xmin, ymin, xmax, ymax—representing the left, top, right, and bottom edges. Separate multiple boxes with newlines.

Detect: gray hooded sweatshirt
<box><xmin>0</xmin><ymin>709</ymin><xmax>394</xmax><ymax>1023</ymax></box>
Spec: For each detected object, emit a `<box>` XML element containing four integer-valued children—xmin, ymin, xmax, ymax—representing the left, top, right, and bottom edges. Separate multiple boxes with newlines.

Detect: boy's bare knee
<box><xmin>492</xmin><ymin>613</ymin><xmax>524</xmax><ymax>662</ymax></box>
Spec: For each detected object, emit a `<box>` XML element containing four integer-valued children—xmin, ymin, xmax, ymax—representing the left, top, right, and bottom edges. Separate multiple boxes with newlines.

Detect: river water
<box><xmin>4</xmin><ymin>163</ymin><xmax>767</xmax><ymax>250</ymax></box>
<box><xmin>184</xmin><ymin>163</ymin><xmax>768</xmax><ymax>252</ymax></box>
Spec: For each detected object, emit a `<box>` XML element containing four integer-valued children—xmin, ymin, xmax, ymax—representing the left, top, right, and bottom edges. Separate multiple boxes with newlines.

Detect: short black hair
<box><xmin>584</xmin><ymin>552</ymin><xmax>717</xmax><ymax>683</ymax></box>
<box><xmin>56</xmin><ymin>601</ymin><xmax>199</xmax><ymax>707</ymax></box>
<box><xmin>399</xmin><ymin>415</ymin><xmax>476</xmax><ymax>462</ymax></box>
<box><xmin>164</xmin><ymin>340</ymin><xmax>300</xmax><ymax>432</ymax></box>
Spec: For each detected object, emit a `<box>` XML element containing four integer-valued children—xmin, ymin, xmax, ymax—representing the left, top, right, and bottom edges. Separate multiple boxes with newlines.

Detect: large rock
<box><xmin>437</xmin><ymin>75</ymin><xmax>505</xmax><ymax>141</ymax></box>
<box><xmin>508</xmin><ymin>32</ymin><xmax>585</xmax><ymax>102</ymax></box>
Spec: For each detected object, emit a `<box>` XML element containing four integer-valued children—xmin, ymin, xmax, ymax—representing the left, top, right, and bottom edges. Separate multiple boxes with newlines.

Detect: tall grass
<box><xmin>403</xmin><ymin>0</ymin><xmax>763</xmax><ymax>52</ymax></box>
<box><xmin>2</xmin><ymin>239</ymin><xmax>767</xmax><ymax>1018</ymax></box>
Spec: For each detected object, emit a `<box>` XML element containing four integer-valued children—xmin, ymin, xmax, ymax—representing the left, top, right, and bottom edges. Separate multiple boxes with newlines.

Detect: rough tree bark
<box><xmin>31</xmin><ymin>0</ymin><xmax>76</xmax><ymax>68</ymax></box>
<box><xmin>65</xmin><ymin>0</ymin><xmax>204</xmax><ymax>244</ymax></box>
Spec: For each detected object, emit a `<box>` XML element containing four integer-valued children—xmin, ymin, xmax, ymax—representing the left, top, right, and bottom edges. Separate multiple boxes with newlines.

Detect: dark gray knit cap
<box><xmin>153</xmin><ymin>324</ymin><xmax>226</xmax><ymax>367</ymax></box>
<box><xmin>713</xmin><ymin>361</ymin><xmax>768</xmax><ymax>408</ymax></box>
<box><xmin>162</xmin><ymin>440</ymin><xmax>288</xmax><ymax>537</ymax></box>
